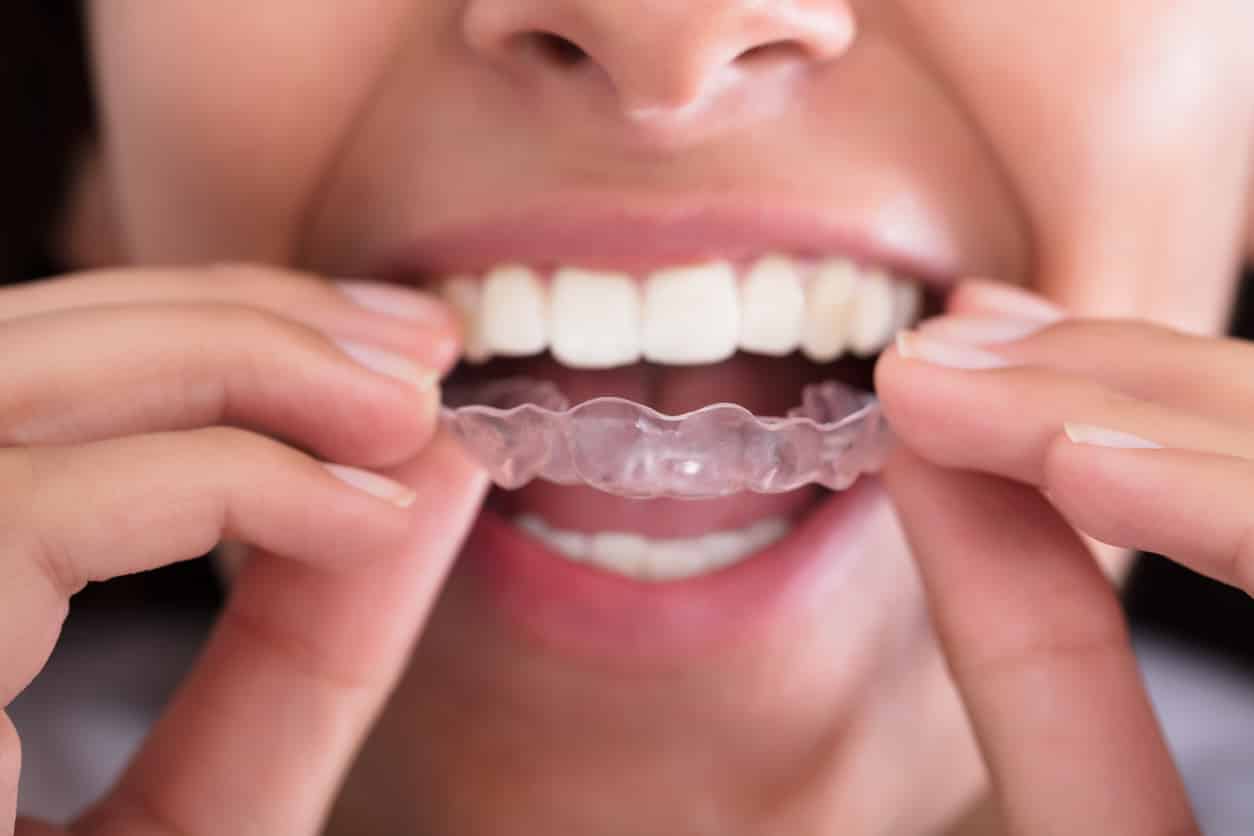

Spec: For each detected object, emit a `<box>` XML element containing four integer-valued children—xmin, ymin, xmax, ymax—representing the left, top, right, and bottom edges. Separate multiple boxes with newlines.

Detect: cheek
<box><xmin>909</xmin><ymin>1</ymin><xmax>1253</xmax><ymax>331</ymax></box>
<box><xmin>87</xmin><ymin>1</ymin><xmax>413</xmax><ymax>263</ymax></box>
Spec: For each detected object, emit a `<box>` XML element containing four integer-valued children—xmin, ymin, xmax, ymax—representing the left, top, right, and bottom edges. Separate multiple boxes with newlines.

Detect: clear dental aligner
<box><xmin>440</xmin><ymin>378</ymin><xmax>892</xmax><ymax>500</ymax></box>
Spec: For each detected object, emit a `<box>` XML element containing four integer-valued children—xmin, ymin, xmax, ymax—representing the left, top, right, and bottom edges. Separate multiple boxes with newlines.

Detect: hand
<box><xmin>0</xmin><ymin>265</ymin><xmax>488</xmax><ymax>836</ymax></box>
<box><xmin>873</xmin><ymin>280</ymin><xmax>1254</xmax><ymax>835</ymax></box>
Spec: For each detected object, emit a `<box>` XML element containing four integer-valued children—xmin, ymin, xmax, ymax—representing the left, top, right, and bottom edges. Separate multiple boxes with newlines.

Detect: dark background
<box><xmin>1124</xmin><ymin>272</ymin><xmax>1254</xmax><ymax>669</ymax></box>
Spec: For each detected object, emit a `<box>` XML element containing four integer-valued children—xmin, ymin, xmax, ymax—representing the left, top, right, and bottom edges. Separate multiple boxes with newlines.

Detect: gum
<box><xmin>440</xmin><ymin>378</ymin><xmax>891</xmax><ymax>500</ymax></box>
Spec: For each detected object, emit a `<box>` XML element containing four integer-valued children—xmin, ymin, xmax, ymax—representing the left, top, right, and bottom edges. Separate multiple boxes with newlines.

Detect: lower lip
<box><xmin>453</xmin><ymin>477</ymin><xmax>886</xmax><ymax>666</ymax></box>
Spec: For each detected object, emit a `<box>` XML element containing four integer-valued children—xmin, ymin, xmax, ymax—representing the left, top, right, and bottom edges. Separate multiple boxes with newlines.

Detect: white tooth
<box><xmin>480</xmin><ymin>264</ymin><xmax>548</xmax><ymax>356</ymax></box>
<box><xmin>547</xmin><ymin>529</ymin><xmax>590</xmax><ymax>561</ymax></box>
<box><xmin>801</xmin><ymin>259</ymin><xmax>858</xmax><ymax>362</ymax></box>
<box><xmin>739</xmin><ymin>254</ymin><xmax>805</xmax><ymax>357</ymax></box>
<box><xmin>441</xmin><ymin>275</ymin><xmax>491</xmax><ymax>363</ymax></box>
<box><xmin>516</xmin><ymin>516</ymin><xmax>794</xmax><ymax>582</ymax></box>
<box><xmin>700</xmin><ymin>531</ymin><xmax>752</xmax><ymax>567</ymax></box>
<box><xmin>645</xmin><ymin>539</ymin><xmax>713</xmax><ymax>581</ymax></box>
<box><xmin>893</xmin><ymin>279</ymin><xmax>923</xmax><ymax>332</ymax></box>
<box><xmin>589</xmin><ymin>532</ymin><xmax>648</xmax><ymax>574</ymax></box>
<box><xmin>744</xmin><ymin>517</ymin><xmax>791</xmax><ymax>552</ymax></box>
<box><xmin>550</xmin><ymin>268</ymin><xmax>642</xmax><ymax>369</ymax></box>
<box><xmin>515</xmin><ymin>514</ymin><xmax>549</xmax><ymax>538</ymax></box>
<box><xmin>642</xmin><ymin>262</ymin><xmax>739</xmax><ymax>364</ymax></box>
<box><xmin>848</xmin><ymin>269</ymin><xmax>898</xmax><ymax>357</ymax></box>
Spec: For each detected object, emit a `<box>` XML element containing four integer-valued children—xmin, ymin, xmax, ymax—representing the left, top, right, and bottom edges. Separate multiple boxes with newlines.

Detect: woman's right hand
<box><xmin>0</xmin><ymin>265</ymin><xmax>489</xmax><ymax>836</ymax></box>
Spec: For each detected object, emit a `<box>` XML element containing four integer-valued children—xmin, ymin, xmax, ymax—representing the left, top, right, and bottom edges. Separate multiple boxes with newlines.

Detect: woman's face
<box><xmin>75</xmin><ymin>1</ymin><xmax>1254</xmax><ymax>832</ymax></box>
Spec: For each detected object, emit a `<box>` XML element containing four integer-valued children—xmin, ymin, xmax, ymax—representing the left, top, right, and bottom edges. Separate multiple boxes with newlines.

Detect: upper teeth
<box><xmin>441</xmin><ymin>255</ymin><xmax>923</xmax><ymax>368</ymax></box>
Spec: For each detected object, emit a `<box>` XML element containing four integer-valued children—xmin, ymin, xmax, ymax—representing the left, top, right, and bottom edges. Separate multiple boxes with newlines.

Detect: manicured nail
<box><xmin>324</xmin><ymin>463</ymin><xmax>418</xmax><ymax>508</ymax></box>
<box><xmin>337</xmin><ymin>339</ymin><xmax>437</xmax><ymax>390</ymax></box>
<box><xmin>1063</xmin><ymin>423</ymin><xmax>1162</xmax><ymax>449</ymax></box>
<box><xmin>895</xmin><ymin>331</ymin><xmax>1011</xmax><ymax>370</ymax></box>
<box><xmin>335</xmin><ymin>279</ymin><xmax>451</xmax><ymax>324</ymax></box>
<box><xmin>917</xmin><ymin>315</ymin><xmax>1050</xmax><ymax>346</ymax></box>
<box><xmin>960</xmin><ymin>280</ymin><xmax>1066</xmax><ymax>322</ymax></box>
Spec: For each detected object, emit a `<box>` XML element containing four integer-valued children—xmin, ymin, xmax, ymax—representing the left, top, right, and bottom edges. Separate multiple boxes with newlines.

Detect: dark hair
<box><xmin>0</xmin><ymin>4</ymin><xmax>227</xmax><ymax>612</ymax></box>
<box><xmin>1</xmin><ymin>3</ymin><xmax>92</xmax><ymax>282</ymax></box>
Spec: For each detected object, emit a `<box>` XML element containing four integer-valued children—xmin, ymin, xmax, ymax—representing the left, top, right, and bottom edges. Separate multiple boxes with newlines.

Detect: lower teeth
<box><xmin>513</xmin><ymin>514</ymin><xmax>792</xmax><ymax>582</ymax></box>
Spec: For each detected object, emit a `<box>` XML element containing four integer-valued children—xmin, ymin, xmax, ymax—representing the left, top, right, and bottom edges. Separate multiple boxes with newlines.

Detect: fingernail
<box><xmin>917</xmin><ymin>315</ymin><xmax>1050</xmax><ymax>345</ymax></box>
<box><xmin>337</xmin><ymin>339</ymin><xmax>437</xmax><ymax>390</ymax></box>
<box><xmin>335</xmin><ymin>279</ymin><xmax>452</xmax><ymax>324</ymax></box>
<box><xmin>960</xmin><ymin>280</ymin><xmax>1066</xmax><ymax>322</ymax></box>
<box><xmin>895</xmin><ymin>331</ymin><xmax>1011</xmax><ymax>370</ymax></box>
<box><xmin>1063</xmin><ymin>423</ymin><xmax>1162</xmax><ymax>449</ymax></box>
<box><xmin>324</xmin><ymin>463</ymin><xmax>418</xmax><ymax>508</ymax></box>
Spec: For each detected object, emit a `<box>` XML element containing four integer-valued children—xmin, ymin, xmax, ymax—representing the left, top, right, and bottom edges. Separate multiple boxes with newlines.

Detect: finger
<box><xmin>884</xmin><ymin>447</ymin><xmax>1197</xmax><ymax>836</ymax></box>
<box><xmin>948</xmin><ymin>280</ymin><xmax>1068</xmax><ymax>320</ymax></box>
<box><xmin>1047</xmin><ymin>432</ymin><xmax>1254</xmax><ymax>592</ymax></box>
<box><xmin>0</xmin><ymin>264</ymin><xmax>459</xmax><ymax>372</ymax></box>
<box><xmin>920</xmin><ymin>306</ymin><xmax>1254</xmax><ymax>425</ymax></box>
<box><xmin>0</xmin><ymin>303</ymin><xmax>439</xmax><ymax>470</ymax></box>
<box><xmin>946</xmin><ymin>278</ymin><xmax>1069</xmax><ymax>324</ymax></box>
<box><xmin>79</xmin><ymin>433</ymin><xmax>489</xmax><ymax>836</ymax></box>
<box><xmin>0</xmin><ymin>428</ymin><xmax>418</xmax><ymax>706</ymax></box>
<box><xmin>874</xmin><ymin>335</ymin><xmax>1254</xmax><ymax>487</ymax></box>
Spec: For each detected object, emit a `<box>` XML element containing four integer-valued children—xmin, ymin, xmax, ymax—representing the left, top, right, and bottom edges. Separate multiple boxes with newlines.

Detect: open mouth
<box><xmin>433</xmin><ymin>252</ymin><xmax>933</xmax><ymax>576</ymax></box>
<box><xmin>373</xmin><ymin>206</ymin><xmax>949</xmax><ymax>657</ymax></box>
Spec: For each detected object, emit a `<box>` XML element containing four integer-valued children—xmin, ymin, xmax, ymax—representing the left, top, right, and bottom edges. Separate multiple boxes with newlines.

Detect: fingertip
<box><xmin>321</xmin><ymin>352</ymin><xmax>448</xmax><ymax>471</ymax></box>
<box><xmin>874</xmin><ymin>348</ymin><xmax>961</xmax><ymax>463</ymax></box>
<box><xmin>423</xmin><ymin>330</ymin><xmax>463</xmax><ymax>375</ymax></box>
<box><xmin>323</xmin><ymin>463</ymin><xmax>418</xmax><ymax>508</ymax></box>
<box><xmin>391</xmin><ymin>427</ymin><xmax>490</xmax><ymax>497</ymax></box>
<box><xmin>945</xmin><ymin>278</ymin><xmax>1003</xmax><ymax>314</ymax></box>
<box><xmin>1040</xmin><ymin>426</ymin><xmax>1079</xmax><ymax>495</ymax></box>
<box><xmin>1038</xmin><ymin>429</ymin><xmax>1132</xmax><ymax>549</ymax></box>
<box><xmin>1041</xmin><ymin>422</ymin><xmax>1156</xmax><ymax>501</ymax></box>
<box><xmin>947</xmin><ymin>279</ymin><xmax>1066</xmax><ymax>322</ymax></box>
<box><xmin>334</xmin><ymin>279</ymin><xmax>458</xmax><ymax>328</ymax></box>
<box><xmin>879</xmin><ymin>441</ymin><xmax>925</xmax><ymax>494</ymax></box>
<box><xmin>384</xmin><ymin>430</ymin><xmax>490</xmax><ymax>558</ymax></box>
<box><xmin>872</xmin><ymin>336</ymin><xmax>913</xmax><ymax>408</ymax></box>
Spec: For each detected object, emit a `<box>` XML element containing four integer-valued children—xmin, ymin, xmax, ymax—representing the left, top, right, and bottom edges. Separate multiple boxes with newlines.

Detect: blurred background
<box><xmin>3</xmin><ymin>3</ymin><xmax>1254</xmax><ymax>827</ymax></box>
<box><xmin>1125</xmin><ymin>270</ymin><xmax>1254</xmax><ymax>670</ymax></box>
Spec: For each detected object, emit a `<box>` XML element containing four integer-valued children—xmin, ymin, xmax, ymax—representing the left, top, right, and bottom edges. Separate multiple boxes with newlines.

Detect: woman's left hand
<box><xmin>874</xmin><ymin>280</ymin><xmax>1254</xmax><ymax>834</ymax></box>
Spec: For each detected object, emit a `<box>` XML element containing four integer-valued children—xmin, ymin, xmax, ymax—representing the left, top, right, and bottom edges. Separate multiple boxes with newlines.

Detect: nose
<box><xmin>464</xmin><ymin>0</ymin><xmax>854</xmax><ymax>125</ymax></box>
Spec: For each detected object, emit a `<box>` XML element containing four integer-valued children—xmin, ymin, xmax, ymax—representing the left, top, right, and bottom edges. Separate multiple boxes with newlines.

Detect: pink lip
<box><xmin>374</xmin><ymin>198</ymin><xmax>959</xmax><ymax>290</ymax></box>
<box><xmin>453</xmin><ymin>477</ymin><xmax>885</xmax><ymax>665</ymax></box>
<box><xmin>374</xmin><ymin>197</ymin><xmax>939</xmax><ymax>662</ymax></box>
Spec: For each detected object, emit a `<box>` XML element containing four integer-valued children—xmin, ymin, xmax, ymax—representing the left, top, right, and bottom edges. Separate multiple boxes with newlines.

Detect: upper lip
<box><xmin>372</xmin><ymin>193</ymin><xmax>963</xmax><ymax>290</ymax></box>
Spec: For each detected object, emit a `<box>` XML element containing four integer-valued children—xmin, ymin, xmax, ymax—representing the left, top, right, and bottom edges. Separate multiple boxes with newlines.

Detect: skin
<box><xmin>2</xmin><ymin>1</ymin><xmax>1253</xmax><ymax>834</ymax></box>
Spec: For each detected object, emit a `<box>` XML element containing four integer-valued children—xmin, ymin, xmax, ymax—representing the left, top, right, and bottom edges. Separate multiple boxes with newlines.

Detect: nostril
<box><xmin>521</xmin><ymin>32</ymin><xmax>588</xmax><ymax>67</ymax></box>
<box><xmin>734</xmin><ymin>40</ymin><xmax>809</xmax><ymax>66</ymax></box>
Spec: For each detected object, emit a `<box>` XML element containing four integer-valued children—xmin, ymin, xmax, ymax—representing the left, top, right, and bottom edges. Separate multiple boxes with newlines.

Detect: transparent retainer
<box><xmin>440</xmin><ymin>378</ymin><xmax>892</xmax><ymax>500</ymax></box>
